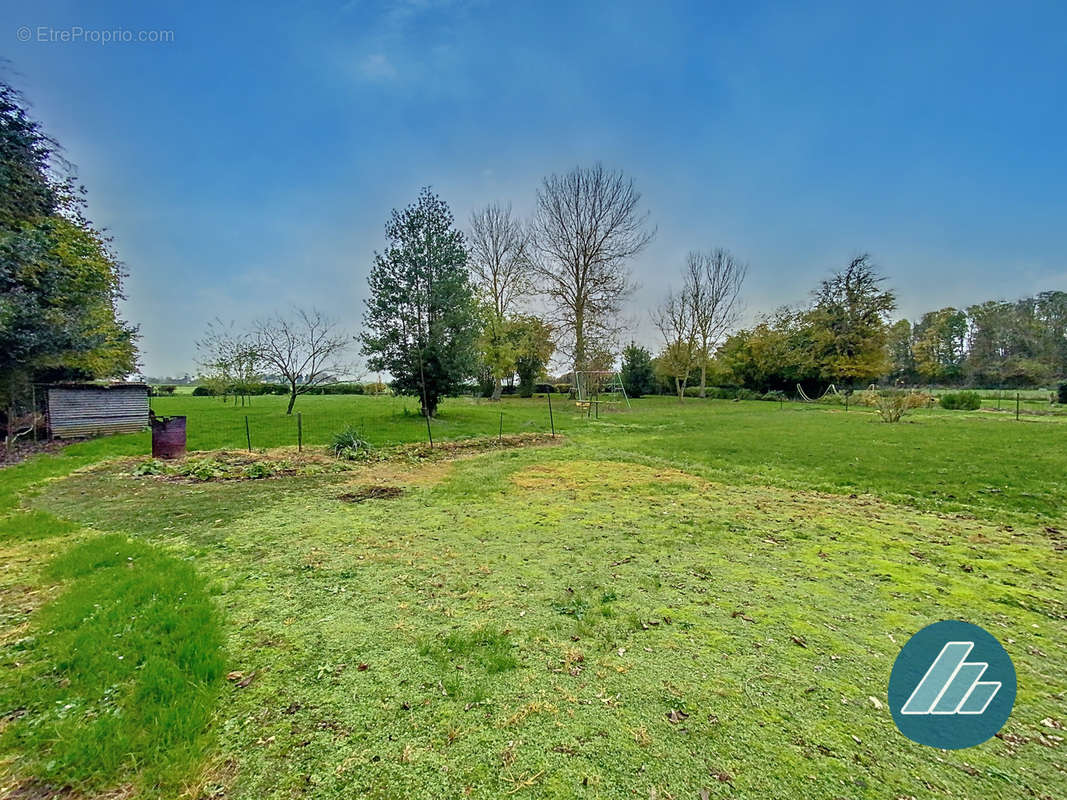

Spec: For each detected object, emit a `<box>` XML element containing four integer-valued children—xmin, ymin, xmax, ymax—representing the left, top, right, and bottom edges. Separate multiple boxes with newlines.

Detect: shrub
<box><xmin>534</xmin><ymin>383</ymin><xmax>556</xmax><ymax>394</ymax></box>
<box><xmin>454</xmin><ymin>382</ymin><xmax>480</xmax><ymax>397</ymax></box>
<box><xmin>330</xmin><ymin>427</ymin><xmax>373</xmax><ymax>460</ymax></box>
<box><xmin>242</xmin><ymin>383</ymin><xmax>286</xmax><ymax>395</ymax></box>
<box><xmin>242</xmin><ymin>462</ymin><xmax>275</xmax><ymax>479</ymax></box>
<box><xmin>132</xmin><ymin>459</ymin><xmax>166</xmax><ymax>475</ymax></box>
<box><xmin>855</xmin><ymin>389</ymin><xmax>934</xmax><ymax>409</ymax></box>
<box><xmin>940</xmin><ymin>391</ymin><xmax>981</xmax><ymax>411</ymax></box>
<box><xmin>704</xmin><ymin>386</ymin><xmax>739</xmax><ymax>400</ymax></box>
<box><xmin>364</xmin><ymin>381</ymin><xmax>389</xmax><ymax>395</ymax></box>
<box><xmin>680</xmin><ymin>385</ymin><xmax>758</xmax><ymax>399</ymax></box>
<box><xmin>157</xmin><ymin>385</ymin><xmax>177</xmax><ymax>395</ymax></box>
<box><xmin>553</xmin><ymin>383</ymin><xmax>572</xmax><ymax>395</ymax></box>
<box><xmin>761</xmin><ymin>390</ymin><xmax>786</xmax><ymax>402</ymax></box>
<box><xmin>875</xmin><ymin>389</ymin><xmax>910</xmax><ymax>423</ymax></box>
<box><xmin>309</xmin><ymin>382</ymin><xmax>365</xmax><ymax>395</ymax></box>
<box><xmin>1058</xmin><ymin>383</ymin><xmax>1067</xmax><ymax>405</ymax></box>
<box><xmin>184</xmin><ymin>458</ymin><xmax>228</xmax><ymax>481</ymax></box>
<box><xmin>517</xmin><ymin>374</ymin><xmax>535</xmax><ymax>398</ymax></box>
<box><xmin>191</xmin><ymin>386</ymin><xmax>214</xmax><ymax>396</ymax></box>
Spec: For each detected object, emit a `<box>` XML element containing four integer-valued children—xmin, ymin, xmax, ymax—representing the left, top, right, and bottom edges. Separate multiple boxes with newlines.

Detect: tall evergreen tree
<box><xmin>361</xmin><ymin>188</ymin><xmax>479</xmax><ymax>417</ymax></box>
<box><xmin>1</xmin><ymin>80</ymin><xmax>137</xmax><ymax>426</ymax></box>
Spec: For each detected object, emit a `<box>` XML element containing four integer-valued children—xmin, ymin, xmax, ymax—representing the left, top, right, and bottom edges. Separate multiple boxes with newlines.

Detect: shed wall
<box><xmin>47</xmin><ymin>386</ymin><xmax>150</xmax><ymax>438</ymax></box>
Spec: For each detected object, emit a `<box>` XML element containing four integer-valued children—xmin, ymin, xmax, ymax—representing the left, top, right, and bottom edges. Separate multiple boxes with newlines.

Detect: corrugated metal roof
<box><xmin>47</xmin><ymin>385</ymin><xmax>149</xmax><ymax>439</ymax></box>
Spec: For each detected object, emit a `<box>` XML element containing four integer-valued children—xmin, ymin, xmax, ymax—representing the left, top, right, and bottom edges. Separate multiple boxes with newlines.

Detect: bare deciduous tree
<box><xmin>469</xmin><ymin>202</ymin><xmax>531</xmax><ymax>320</ymax></box>
<box><xmin>529</xmin><ymin>164</ymin><xmax>653</xmax><ymax>393</ymax></box>
<box><xmin>653</xmin><ymin>284</ymin><xmax>699</xmax><ymax>401</ymax></box>
<box><xmin>196</xmin><ymin>318</ymin><xmax>261</xmax><ymax>405</ymax></box>
<box><xmin>253</xmin><ymin>308</ymin><xmax>352</xmax><ymax>414</ymax></box>
<box><xmin>685</xmin><ymin>248</ymin><xmax>747</xmax><ymax>397</ymax></box>
<box><xmin>469</xmin><ymin>202</ymin><xmax>532</xmax><ymax>401</ymax></box>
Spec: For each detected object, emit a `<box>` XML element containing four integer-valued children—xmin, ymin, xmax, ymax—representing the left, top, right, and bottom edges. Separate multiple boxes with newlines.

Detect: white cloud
<box><xmin>359</xmin><ymin>52</ymin><xmax>397</xmax><ymax>80</ymax></box>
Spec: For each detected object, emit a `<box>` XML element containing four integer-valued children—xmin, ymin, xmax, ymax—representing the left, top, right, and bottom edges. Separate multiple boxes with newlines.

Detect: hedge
<box><xmin>939</xmin><ymin>390</ymin><xmax>982</xmax><ymax>411</ymax></box>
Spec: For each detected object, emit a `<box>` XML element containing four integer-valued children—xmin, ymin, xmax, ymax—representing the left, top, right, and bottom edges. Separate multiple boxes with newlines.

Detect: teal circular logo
<box><xmin>888</xmin><ymin>620</ymin><xmax>1016</xmax><ymax>749</ymax></box>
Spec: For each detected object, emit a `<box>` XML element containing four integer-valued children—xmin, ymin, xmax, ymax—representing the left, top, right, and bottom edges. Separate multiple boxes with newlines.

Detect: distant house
<box><xmin>46</xmin><ymin>383</ymin><xmax>150</xmax><ymax>439</ymax></box>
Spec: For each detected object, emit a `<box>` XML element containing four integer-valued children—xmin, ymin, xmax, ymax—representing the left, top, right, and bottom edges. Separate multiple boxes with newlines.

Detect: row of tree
<box><xmin>200</xmin><ymin>183</ymin><xmax>1067</xmax><ymax>414</ymax></box>
<box><xmin>205</xmin><ymin>165</ymin><xmax>661</xmax><ymax>418</ymax></box>
<box><xmin>886</xmin><ymin>293</ymin><xmax>1067</xmax><ymax>388</ymax></box>
<box><xmin>360</xmin><ymin>166</ymin><xmax>656</xmax><ymax>416</ymax></box>
<box><xmin>710</xmin><ymin>284</ymin><xmax>1066</xmax><ymax>396</ymax></box>
<box><xmin>7</xmin><ymin>73</ymin><xmax>1062</xmax><ymax>433</ymax></box>
<box><xmin>711</xmin><ymin>255</ymin><xmax>897</xmax><ymax>394</ymax></box>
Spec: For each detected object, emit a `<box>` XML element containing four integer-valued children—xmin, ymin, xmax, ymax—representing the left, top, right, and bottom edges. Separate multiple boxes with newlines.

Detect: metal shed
<box><xmin>46</xmin><ymin>383</ymin><xmax>150</xmax><ymax>439</ymax></box>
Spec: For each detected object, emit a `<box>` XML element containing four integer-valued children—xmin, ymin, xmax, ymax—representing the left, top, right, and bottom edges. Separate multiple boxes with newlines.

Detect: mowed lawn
<box><xmin>1</xmin><ymin>397</ymin><xmax>1065</xmax><ymax>799</ymax></box>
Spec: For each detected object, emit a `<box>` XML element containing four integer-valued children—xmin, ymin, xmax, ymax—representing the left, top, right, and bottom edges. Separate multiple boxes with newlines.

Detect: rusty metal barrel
<box><xmin>151</xmin><ymin>415</ymin><xmax>187</xmax><ymax>459</ymax></box>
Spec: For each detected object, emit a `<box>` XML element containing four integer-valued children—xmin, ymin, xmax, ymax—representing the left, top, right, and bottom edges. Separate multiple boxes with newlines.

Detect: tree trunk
<box><xmin>286</xmin><ymin>384</ymin><xmax>297</xmax><ymax>415</ymax></box>
<box><xmin>699</xmin><ymin>363</ymin><xmax>707</xmax><ymax>398</ymax></box>
<box><xmin>491</xmin><ymin>377</ymin><xmax>503</xmax><ymax>402</ymax></box>
<box><xmin>675</xmin><ymin>378</ymin><xmax>685</xmax><ymax>402</ymax></box>
<box><xmin>421</xmin><ymin>394</ymin><xmax>437</xmax><ymax>419</ymax></box>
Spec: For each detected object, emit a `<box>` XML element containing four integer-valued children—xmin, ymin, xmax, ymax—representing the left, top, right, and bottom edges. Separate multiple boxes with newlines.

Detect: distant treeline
<box><xmin>712</xmin><ymin>291</ymin><xmax>1065</xmax><ymax>394</ymax></box>
<box><xmin>178</xmin><ymin>382</ymin><xmax>385</xmax><ymax>397</ymax></box>
<box><xmin>885</xmin><ymin>293</ymin><xmax>1066</xmax><ymax>387</ymax></box>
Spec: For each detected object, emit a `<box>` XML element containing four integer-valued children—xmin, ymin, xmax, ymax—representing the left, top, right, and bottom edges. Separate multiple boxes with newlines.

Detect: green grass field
<box><xmin>1</xmin><ymin>396</ymin><xmax>1064</xmax><ymax>798</ymax></box>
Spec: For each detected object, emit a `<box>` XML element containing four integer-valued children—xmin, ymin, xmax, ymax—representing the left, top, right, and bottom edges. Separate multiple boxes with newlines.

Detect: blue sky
<box><xmin>5</xmin><ymin>0</ymin><xmax>1065</xmax><ymax>376</ymax></box>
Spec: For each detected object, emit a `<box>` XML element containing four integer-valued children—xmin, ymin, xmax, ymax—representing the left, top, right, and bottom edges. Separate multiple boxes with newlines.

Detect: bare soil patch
<box><xmin>337</xmin><ymin>485</ymin><xmax>404</xmax><ymax>503</ymax></box>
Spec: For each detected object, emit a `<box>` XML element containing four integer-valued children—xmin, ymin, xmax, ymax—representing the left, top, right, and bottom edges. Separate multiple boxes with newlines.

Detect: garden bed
<box><xmin>123</xmin><ymin>433</ymin><xmax>562</xmax><ymax>482</ymax></box>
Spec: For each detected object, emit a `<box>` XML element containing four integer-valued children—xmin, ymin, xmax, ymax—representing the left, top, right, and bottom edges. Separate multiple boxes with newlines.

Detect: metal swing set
<box><xmin>572</xmin><ymin>369</ymin><xmax>631</xmax><ymax>416</ymax></box>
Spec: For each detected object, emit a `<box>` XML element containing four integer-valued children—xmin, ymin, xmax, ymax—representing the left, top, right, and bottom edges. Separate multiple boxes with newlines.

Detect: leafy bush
<box><xmin>621</xmin><ymin>343</ymin><xmax>657</xmax><ymax>397</ymax></box>
<box><xmin>705</xmin><ymin>386</ymin><xmax>738</xmax><ymax>399</ymax></box>
<box><xmin>133</xmin><ymin>459</ymin><xmax>167</xmax><ymax>475</ymax></box>
<box><xmin>1058</xmin><ymin>383</ymin><xmax>1067</xmax><ymax>405</ymax></box>
<box><xmin>243</xmin><ymin>383</ymin><xmax>287</xmax><ymax>395</ymax></box>
<box><xmin>553</xmin><ymin>383</ymin><xmax>572</xmax><ymax>395</ymax></box>
<box><xmin>306</xmin><ymin>382</ymin><xmax>365</xmax><ymax>395</ymax></box>
<box><xmin>130</xmin><ymin>455</ymin><xmax>315</xmax><ymax>481</ymax></box>
<box><xmin>191</xmin><ymin>385</ymin><xmax>214</xmax><ymax>396</ymax></box>
<box><xmin>940</xmin><ymin>391</ymin><xmax>981</xmax><ymax>411</ymax></box>
<box><xmin>761</xmin><ymin>390</ymin><xmax>786</xmax><ymax>402</ymax></box>
<box><xmin>517</xmin><ymin>374</ymin><xmax>536</xmax><ymax>398</ymax></box>
<box><xmin>364</xmin><ymin>381</ymin><xmax>389</xmax><ymax>395</ymax></box>
<box><xmin>242</xmin><ymin>462</ymin><xmax>275</xmax><ymax>479</ymax></box>
<box><xmin>330</xmin><ymin>427</ymin><xmax>373</xmax><ymax>460</ymax></box>
<box><xmin>184</xmin><ymin>458</ymin><xmax>228</xmax><ymax>481</ymax></box>
<box><xmin>676</xmin><ymin>386</ymin><xmax>752</xmax><ymax>400</ymax></box>
<box><xmin>855</xmin><ymin>389</ymin><xmax>934</xmax><ymax>409</ymax></box>
<box><xmin>874</xmin><ymin>389</ymin><xmax>911</xmax><ymax>423</ymax></box>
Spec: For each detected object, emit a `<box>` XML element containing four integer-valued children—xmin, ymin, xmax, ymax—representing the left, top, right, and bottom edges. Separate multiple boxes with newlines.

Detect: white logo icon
<box><xmin>901</xmin><ymin>641</ymin><xmax>1001</xmax><ymax>716</ymax></box>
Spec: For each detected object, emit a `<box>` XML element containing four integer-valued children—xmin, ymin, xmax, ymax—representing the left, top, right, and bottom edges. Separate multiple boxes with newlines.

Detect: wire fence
<box><xmin>150</xmin><ymin>395</ymin><xmax>565</xmax><ymax>453</ymax></box>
